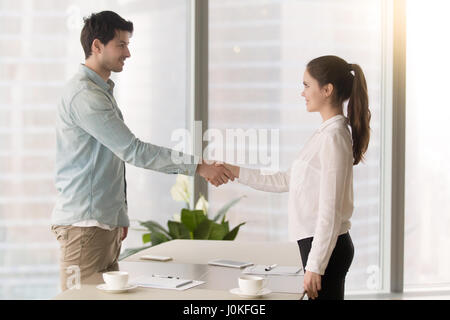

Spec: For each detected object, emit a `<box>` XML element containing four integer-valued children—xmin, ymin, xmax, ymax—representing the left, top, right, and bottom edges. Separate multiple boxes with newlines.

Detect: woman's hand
<box><xmin>303</xmin><ymin>270</ymin><xmax>322</xmax><ymax>299</ymax></box>
<box><xmin>215</xmin><ymin>162</ymin><xmax>240</xmax><ymax>179</ymax></box>
<box><xmin>197</xmin><ymin>161</ymin><xmax>234</xmax><ymax>187</ymax></box>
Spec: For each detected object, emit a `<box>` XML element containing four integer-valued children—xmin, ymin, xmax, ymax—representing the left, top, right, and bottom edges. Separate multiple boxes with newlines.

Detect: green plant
<box><xmin>119</xmin><ymin>175</ymin><xmax>246</xmax><ymax>260</ymax></box>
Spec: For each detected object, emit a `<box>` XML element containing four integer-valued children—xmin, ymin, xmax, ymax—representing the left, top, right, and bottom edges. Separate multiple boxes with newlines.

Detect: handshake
<box><xmin>196</xmin><ymin>160</ymin><xmax>240</xmax><ymax>187</ymax></box>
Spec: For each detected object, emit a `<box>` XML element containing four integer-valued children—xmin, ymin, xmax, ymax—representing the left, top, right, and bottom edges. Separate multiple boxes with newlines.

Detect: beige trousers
<box><xmin>51</xmin><ymin>225</ymin><xmax>122</xmax><ymax>292</ymax></box>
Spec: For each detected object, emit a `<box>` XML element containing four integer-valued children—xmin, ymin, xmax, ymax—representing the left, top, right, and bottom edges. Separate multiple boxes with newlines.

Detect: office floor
<box><xmin>347</xmin><ymin>290</ymin><xmax>450</xmax><ymax>300</ymax></box>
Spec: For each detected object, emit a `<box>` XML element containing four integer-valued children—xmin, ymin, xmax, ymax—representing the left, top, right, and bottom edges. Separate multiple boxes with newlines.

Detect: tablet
<box><xmin>208</xmin><ymin>259</ymin><xmax>253</xmax><ymax>269</ymax></box>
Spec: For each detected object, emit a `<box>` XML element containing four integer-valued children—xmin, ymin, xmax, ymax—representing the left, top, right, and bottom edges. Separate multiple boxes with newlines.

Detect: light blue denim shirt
<box><xmin>52</xmin><ymin>64</ymin><xmax>198</xmax><ymax>227</ymax></box>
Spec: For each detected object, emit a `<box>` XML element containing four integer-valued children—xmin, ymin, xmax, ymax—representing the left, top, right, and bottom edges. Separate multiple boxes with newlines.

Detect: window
<box><xmin>0</xmin><ymin>0</ymin><xmax>190</xmax><ymax>299</ymax></box>
<box><xmin>208</xmin><ymin>0</ymin><xmax>384</xmax><ymax>293</ymax></box>
<box><xmin>4</xmin><ymin>0</ymin><xmax>443</xmax><ymax>299</ymax></box>
<box><xmin>404</xmin><ymin>0</ymin><xmax>450</xmax><ymax>290</ymax></box>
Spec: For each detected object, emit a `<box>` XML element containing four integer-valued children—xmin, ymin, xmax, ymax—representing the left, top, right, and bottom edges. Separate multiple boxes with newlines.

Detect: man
<box><xmin>51</xmin><ymin>11</ymin><xmax>233</xmax><ymax>291</ymax></box>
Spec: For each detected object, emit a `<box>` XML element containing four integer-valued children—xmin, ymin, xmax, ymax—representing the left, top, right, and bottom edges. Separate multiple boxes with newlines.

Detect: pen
<box><xmin>152</xmin><ymin>274</ymin><xmax>180</xmax><ymax>279</ymax></box>
<box><xmin>265</xmin><ymin>264</ymin><xmax>277</xmax><ymax>271</ymax></box>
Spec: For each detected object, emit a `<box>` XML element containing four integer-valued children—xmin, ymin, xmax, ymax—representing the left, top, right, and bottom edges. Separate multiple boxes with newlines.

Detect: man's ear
<box><xmin>91</xmin><ymin>39</ymin><xmax>103</xmax><ymax>55</ymax></box>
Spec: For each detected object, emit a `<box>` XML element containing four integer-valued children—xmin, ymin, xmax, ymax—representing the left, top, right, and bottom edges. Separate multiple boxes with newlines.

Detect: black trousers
<box><xmin>297</xmin><ymin>232</ymin><xmax>354</xmax><ymax>300</ymax></box>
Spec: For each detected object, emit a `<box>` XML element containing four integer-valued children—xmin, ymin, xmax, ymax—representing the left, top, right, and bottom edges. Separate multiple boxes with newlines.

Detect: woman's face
<box><xmin>301</xmin><ymin>70</ymin><xmax>328</xmax><ymax>112</ymax></box>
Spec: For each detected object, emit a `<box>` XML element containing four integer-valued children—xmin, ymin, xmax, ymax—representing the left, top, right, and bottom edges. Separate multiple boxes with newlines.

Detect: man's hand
<box><xmin>215</xmin><ymin>162</ymin><xmax>240</xmax><ymax>179</ymax></box>
<box><xmin>197</xmin><ymin>160</ymin><xmax>235</xmax><ymax>187</ymax></box>
<box><xmin>121</xmin><ymin>227</ymin><xmax>128</xmax><ymax>241</ymax></box>
<box><xmin>303</xmin><ymin>270</ymin><xmax>322</xmax><ymax>300</ymax></box>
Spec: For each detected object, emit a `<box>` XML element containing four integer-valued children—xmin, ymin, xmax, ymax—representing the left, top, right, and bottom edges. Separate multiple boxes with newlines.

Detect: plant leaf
<box><xmin>168</xmin><ymin>220</ymin><xmax>191</xmax><ymax>239</ymax></box>
<box><xmin>223</xmin><ymin>222</ymin><xmax>246</xmax><ymax>240</ymax></box>
<box><xmin>209</xmin><ymin>222</ymin><xmax>229</xmax><ymax>240</ymax></box>
<box><xmin>118</xmin><ymin>244</ymin><xmax>152</xmax><ymax>261</ymax></box>
<box><xmin>181</xmin><ymin>209</ymin><xmax>206</xmax><ymax>233</ymax></box>
<box><xmin>212</xmin><ymin>196</ymin><xmax>246</xmax><ymax>222</ymax></box>
<box><xmin>150</xmin><ymin>231</ymin><xmax>171</xmax><ymax>246</ymax></box>
<box><xmin>221</xmin><ymin>220</ymin><xmax>229</xmax><ymax>233</ymax></box>
<box><xmin>142</xmin><ymin>233</ymin><xmax>151</xmax><ymax>244</ymax></box>
<box><xmin>193</xmin><ymin>219</ymin><xmax>213</xmax><ymax>240</ymax></box>
<box><xmin>139</xmin><ymin>220</ymin><xmax>171</xmax><ymax>238</ymax></box>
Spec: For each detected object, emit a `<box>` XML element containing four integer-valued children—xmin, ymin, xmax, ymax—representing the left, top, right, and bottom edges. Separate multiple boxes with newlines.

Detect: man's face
<box><xmin>99</xmin><ymin>30</ymin><xmax>131</xmax><ymax>73</ymax></box>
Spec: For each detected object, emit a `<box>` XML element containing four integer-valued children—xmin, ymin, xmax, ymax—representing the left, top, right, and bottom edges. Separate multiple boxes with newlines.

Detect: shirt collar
<box><xmin>79</xmin><ymin>64</ymin><xmax>115</xmax><ymax>94</ymax></box>
<box><xmin>317</xmin><ymin>114</ymin><xmax>347</xmax><ymax>133</ymax></box>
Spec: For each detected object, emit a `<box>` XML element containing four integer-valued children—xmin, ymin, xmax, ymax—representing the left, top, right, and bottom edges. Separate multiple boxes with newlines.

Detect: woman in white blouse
<box><xmin>219</xmin><ymin>55</ymin><xmax>371</xmax><ymax>300</ymax></box>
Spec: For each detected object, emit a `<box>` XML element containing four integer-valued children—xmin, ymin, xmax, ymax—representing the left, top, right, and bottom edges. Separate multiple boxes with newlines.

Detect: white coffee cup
<box><xmin>102</xmin><ymin>271</ymin><xmax>129</xmax><ymax>290</ymax></box>
<box><xmin>238</xmin><ymin>275</ymin><xmax>267</xmax><ymax>295</ymax></box>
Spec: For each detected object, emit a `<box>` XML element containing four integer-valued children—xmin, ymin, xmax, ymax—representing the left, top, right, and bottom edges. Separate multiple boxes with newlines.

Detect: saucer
<box><xmin>230</xmin><ymin>288</ymin><xmax>271</xmax><ymax>298</ymax></box>
<box><xmin>96</xmin><ymin>283</ymin><xmax>138</xmax><ymax>293</ymax></box>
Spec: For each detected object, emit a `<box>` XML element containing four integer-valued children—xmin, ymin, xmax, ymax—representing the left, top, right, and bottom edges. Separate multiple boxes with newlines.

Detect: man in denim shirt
<box><xmin>51</xmin><ymin>11</ymin><xmax>234</xmax><ymax>291</ymax></box>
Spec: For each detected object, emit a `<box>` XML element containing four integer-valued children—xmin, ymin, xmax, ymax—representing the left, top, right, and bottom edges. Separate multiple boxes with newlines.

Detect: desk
<box><xmin>54</xmin><ymin>240</ymin><xmax>304</xmax><ymax>300</ymax></box>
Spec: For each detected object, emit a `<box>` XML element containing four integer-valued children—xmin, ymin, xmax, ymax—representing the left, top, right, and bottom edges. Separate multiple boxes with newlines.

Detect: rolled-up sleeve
<box><xmin>305</xmin><ymin>132</ymin><xmax>352</xmax><ymax>275</ymax></box>
<box><xmin>70</xmin><ymin>89</ymin><xmax>198</xmax><ymax>176</ymax></box>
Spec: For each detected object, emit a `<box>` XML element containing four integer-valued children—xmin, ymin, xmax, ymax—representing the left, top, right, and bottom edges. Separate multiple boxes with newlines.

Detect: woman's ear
<box><xmin>323</xmin><ymin>83</ymin><xmax>334</xmax><ymax>98</ymax></box>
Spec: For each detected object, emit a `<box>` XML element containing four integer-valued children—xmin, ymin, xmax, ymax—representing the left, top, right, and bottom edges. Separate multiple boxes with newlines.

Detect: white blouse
<box><xmin>238</xmin><ymin>115</ymin><xmax>354</xmax><ymax>275</ymax></box>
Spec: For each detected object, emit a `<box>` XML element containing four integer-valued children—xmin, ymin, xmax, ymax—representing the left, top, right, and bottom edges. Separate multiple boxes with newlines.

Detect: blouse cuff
<box><xmin>305</xmin><ymin>260</ymin><xmax>325</xmax><ymax>276</ymax></box>
<box><xmin>237</xmin><ymin>167</ymin><xmax>253</xmax><ymax>185</ymax></box>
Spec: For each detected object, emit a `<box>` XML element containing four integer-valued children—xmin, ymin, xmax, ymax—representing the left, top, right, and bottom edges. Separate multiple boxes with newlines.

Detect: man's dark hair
<box><xmin>80</xmin><ymin>11</ymin><xmax>133</xmax><ymax>59</ymax></box>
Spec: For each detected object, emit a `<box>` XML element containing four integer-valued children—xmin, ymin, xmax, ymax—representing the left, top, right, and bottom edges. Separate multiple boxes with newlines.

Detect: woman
<box><xmin>219</xmin><ymin>55</ymin><xmax>371</xmax><ymax>300</ymax></box>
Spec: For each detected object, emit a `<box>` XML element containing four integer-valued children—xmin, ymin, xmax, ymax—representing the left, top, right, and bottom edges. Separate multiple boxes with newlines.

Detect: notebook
<box><xmin>131</xmin><ymin>275</ymin><xmax>193</xmax><ymax>289</ymax></box>
<box><xmin>208</xmin><ymin>259</ymin><xmax>253</xmax><ymax>268</ymax></box>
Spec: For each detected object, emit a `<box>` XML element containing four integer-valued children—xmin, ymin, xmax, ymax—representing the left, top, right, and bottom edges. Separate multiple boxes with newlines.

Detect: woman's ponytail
<box><xmin>347</xmin><ymin>64</ymin><xmax>371</xmax><ymax>165</ymax></box>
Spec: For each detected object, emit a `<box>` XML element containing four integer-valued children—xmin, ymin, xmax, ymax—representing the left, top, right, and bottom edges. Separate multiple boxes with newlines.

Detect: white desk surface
<box><xmin>54</xmin><ymin>240</ymin><xmax>304</xmax><ymax>300</ymax></box>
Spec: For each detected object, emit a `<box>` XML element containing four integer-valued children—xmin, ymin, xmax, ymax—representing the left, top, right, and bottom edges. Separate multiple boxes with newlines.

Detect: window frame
<box><xmin>389</xmin><ymin>0</ymin><xmax>406</xmax><ymax>294</ymax></box>
<box><xmin>190</xmin><ymin>0</ymin><xmax>209</xmax><ymax>206</ymax></box>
